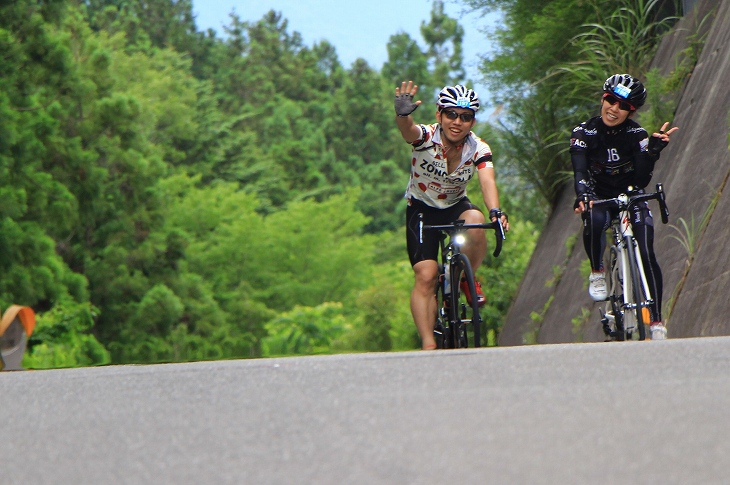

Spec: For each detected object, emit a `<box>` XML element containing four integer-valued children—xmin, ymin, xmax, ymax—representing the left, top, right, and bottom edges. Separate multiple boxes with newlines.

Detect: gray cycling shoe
<box><xmin>589</xmin><ymin>271</ymin><xmax>608</xmax><ymax>301</ymax></box>
<box><xmin>650</xmin><ymin>323</ymin><xmax>668</xmax><ymax>340</ymax></box>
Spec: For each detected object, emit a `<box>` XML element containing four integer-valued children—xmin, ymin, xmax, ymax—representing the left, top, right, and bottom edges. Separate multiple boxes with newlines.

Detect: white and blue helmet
<box><xmin>437</xmin><ymin>84</ymin><xmax>480</xmax><ymax>112</ymax></box>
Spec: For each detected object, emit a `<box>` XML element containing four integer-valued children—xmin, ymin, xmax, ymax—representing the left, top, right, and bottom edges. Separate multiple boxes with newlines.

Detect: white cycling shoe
<box><xmin>588</xmin><ymin>271</ymin><xmax>608</xmax><ymax>301</ymax></box>
<box><xmin>650</xmin><ymin>323</ymin><xmax>668</xmax><ymax>340</ymax></box>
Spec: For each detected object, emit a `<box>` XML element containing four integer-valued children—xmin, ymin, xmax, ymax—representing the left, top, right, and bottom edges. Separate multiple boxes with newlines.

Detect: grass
<box><xmin>664</xmin><ymin>174</ymin><xmax>728</xmax><ymax>321</ymax></box>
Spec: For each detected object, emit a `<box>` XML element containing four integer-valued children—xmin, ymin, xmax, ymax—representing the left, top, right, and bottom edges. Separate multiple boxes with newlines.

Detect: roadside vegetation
<box><xmin>1</xmin><ymin>0</ymin><xmax>686</xmax><ymax>367</ymax></box>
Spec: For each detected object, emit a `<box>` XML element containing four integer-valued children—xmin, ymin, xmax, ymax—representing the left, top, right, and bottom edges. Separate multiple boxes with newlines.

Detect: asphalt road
<box><xmin>1</xmin><ymin>336</ymin><xmax>729</xmax><ymax>484</ymax></box>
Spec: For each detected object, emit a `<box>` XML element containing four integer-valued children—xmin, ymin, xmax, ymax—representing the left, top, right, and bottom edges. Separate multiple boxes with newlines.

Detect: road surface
<box><xmin>1</xmin><ymin>336</ymin><xmax>728</xmax><ymax>484</ymax></box>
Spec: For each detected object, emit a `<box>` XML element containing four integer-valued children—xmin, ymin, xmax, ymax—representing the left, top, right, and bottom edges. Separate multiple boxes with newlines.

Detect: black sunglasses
<box><xmin>603</xmin><ymin>93</ymin><xmax>635</xmax><ymax>111</ymax></box>
<box><xmin>441</xmin><ymin>109</ymin><xmax>475</xmax><ymax>122</ymax></box>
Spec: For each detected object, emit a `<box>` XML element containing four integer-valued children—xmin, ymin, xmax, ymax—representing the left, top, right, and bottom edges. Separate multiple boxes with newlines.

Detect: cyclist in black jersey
<box><xmin>394</xmin><ymin>80</ymin><xmax>509</xmax><ymax>350</ymax></box>
<box><xmin>570</xmin><ymin>74</ymin><xmax>678</xmax><ymax>340</ymax></box>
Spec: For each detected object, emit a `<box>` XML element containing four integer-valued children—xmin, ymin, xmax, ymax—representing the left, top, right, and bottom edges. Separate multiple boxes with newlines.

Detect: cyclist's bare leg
<box><xmin>411</xmin><ymin>259</ymin><xmax>439</xmax><ymax>350</ymax></box>
<box><xmin>459</xmin><ymin>209</ymin><xmax>487</xmax><ymax>272</ymax></box>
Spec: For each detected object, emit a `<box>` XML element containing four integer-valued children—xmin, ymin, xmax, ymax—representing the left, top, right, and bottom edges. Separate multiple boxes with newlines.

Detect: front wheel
<box><xmin>452</xmin><ymin>253</ymin><xmax>482</xmax><ymax>348</ymax></box>
<box><xmin>434</xmin><ymin>270</ymin><xmax>453</xmax><ymax>349</ymax></box>
<box><xmin>604</xmin><ymin>246</ymin><xmax>624</xmax><ymax>341</ymax></box>
<box><xmin>626</xmin><ymin>244</ymin><xmax>648</xmax><ymax>340</ymax></box>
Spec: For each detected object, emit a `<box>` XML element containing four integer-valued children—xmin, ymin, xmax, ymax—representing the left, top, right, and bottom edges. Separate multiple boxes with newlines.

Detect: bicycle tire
<box><xmin>617</xmin><ymin>247</ymin><xmax>634</xmax><ymax>340</ymax></box>
<box><xmin>453</xmin><ymin>253</ymin><xmax>482</xmax><ymax>348</ymax></box>
<box><xmin>448</xmin><ymin>256</ymin><xmax>466</xmax><ymax>348</ymax></box>
<box><xmin>626</xmin><ymin>241</ymin><xmax>647</xmax><ymax>340</ymax></box>
<box><xmin>434</xmin><ymin>264</ymin><xmax>460</xmax><ymax>349</ymax></box>
<box><xmin>433</xmin><ymin>264</ymin><xmax>447</xmax><ymax>349</ymax></box>
<box><xmin>606</xmin><ymin>246</ymin><xmax>624</xmax><ymax>341</ymax></box>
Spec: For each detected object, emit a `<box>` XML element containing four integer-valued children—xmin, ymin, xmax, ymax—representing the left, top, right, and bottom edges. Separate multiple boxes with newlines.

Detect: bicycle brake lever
<box><xmin>582</xmin><ymin>194</ymin><xmax>591</xmax><ymax>212</ymax></box>
<box><xmin>656</xmin><ymin>183</ymin><xmax>669</xmax><ymax>224</ymax></box>
<box><xmin>492</xmin><ymin>221</ymin><xmax>504</xmax><ymax>258</ymax></box>
<box><xmin>418</xmin><ymin>213</ymin><xmax>424</xmax><ymax>243</ymax></box>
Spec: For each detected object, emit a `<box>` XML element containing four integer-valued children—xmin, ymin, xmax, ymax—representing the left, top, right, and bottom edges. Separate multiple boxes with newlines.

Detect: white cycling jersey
<box><xmin>404</xmin><ymin>123</ymin><xmax>493</xmax><ymax>209</ymax></box>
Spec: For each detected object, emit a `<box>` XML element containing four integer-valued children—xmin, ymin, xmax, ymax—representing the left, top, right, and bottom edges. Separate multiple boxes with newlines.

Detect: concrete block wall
<box><xmin>500</xmin><ymin>0</ymin><xmax>730</xmax><ymax>345</ymax></box>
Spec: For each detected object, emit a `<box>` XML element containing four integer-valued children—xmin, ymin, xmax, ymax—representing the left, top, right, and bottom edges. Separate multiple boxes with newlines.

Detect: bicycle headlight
<box><xmin>454</xmin><ymin>234</ymin><xmax>466</xmax><ymax>246</ymax></box>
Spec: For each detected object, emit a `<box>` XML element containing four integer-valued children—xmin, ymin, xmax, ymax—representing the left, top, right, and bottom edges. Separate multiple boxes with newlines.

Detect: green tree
<box><xmin>252</xmin><ymin>191</ymin><xmax>376</xmax><ymax>311</ymax></box>
<box><xmin>24</xmin><ymin>299</ymin><xmax>110</xmax><ymax>369</ymax></box>
<box><xmin>382</xmin><ymin>31</ymin><xmax>432</xmax><ymax>99</ymax></box>
<box><xmin>0</xmin><ymin>0</ymin><xmax>535</xmax><ymax>365</ymax></box>
<box><xmin>421</xmin><ymin>0</ymin><xmax>466</xmax><ymax>90</ymax></box>
<box><xmin>263</xmin><ymin>302</ymin><xmax>349</xmax><ymax>355</ymax></box>
<box><xmin>382</xmin><ymin>0</ymin><xmax>468</xmax><ymax>105</ymax></box>
<box><xmin>0</xmin><ymin>1</ymin><xmax>91</xmax><ymax>310</ymax></box>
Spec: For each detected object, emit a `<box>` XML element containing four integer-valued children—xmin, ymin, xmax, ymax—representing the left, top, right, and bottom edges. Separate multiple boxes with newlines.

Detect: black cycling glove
<box><xmin>489</xmin><ymin>208</ymin><xmax>507</xmax><ymax>222</ymax></box>
<box><xmin>394</xmin><ymin>92</ymin><xmax>419</xmax><ymax>117</ymax></box>
<box><xmin>648</xmin><ymin>136</ymin><xmax>669</xmax><ymax>156</ymax></box>
<box><xmin>574</xmin><ymin>194</ymin><xmax>593</xmax><ymax>210</ymax></box>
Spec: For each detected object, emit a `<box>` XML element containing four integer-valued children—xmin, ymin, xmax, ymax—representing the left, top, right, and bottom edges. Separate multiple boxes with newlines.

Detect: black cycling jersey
<box><xmin>570</xmin><ymin>116</ymin><xmax>660</xmax><ymax>199</ymax></box>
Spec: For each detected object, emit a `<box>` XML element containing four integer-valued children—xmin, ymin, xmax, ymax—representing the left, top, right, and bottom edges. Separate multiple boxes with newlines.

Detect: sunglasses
<box><xmin>441</xmin><ymin>109</ymin><xmax>475</xmax><ymax>122</ymax></box>
<box><xmin>603</xmin><ymin>93</ymin><xmax>635</xmax><ymax>111</ymax></box>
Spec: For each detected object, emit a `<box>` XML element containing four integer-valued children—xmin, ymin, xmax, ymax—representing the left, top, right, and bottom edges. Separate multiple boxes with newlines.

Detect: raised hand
<box><xmin>394</xmin><ymin>81</ymin><xmax>422</xmax><ymax>117</ymax></box>
<box><xmin>652</xmin><ymin>121</ymin><xmax>679</xmax><ymax>142</ymax></box>
<box><xmin>648</xmin><ymin>122</ymin><xmax>679</xmax><ymax>156</ymax></box>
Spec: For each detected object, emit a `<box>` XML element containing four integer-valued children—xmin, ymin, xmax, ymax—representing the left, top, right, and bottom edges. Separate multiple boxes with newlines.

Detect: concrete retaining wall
<box><xmin>500</xmin><ymin>0</ymin><xmax>730</xmax><ymax>344</ymax></box>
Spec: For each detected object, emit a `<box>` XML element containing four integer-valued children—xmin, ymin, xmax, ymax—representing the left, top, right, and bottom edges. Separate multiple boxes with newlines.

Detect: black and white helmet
<box><xmin>437</xmin><ymin>84</ymin><xmax>480</xmax><ymax>112</ymax></box>
<box><xmin>603</xmin><ymin>74</ymin><xmax>647</xmax><ymax>109</ymax></box>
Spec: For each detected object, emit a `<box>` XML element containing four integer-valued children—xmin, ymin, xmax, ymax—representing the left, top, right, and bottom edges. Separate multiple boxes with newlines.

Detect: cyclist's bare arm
<box><xmin>394</xmin><ymin>81</ymin><xmax>423</xmax><ymax>143</ymax></box>
<box><xmin>477</xmin><ymin>167</ymin><xmax>509</xmax><ymax>232</ymax></box>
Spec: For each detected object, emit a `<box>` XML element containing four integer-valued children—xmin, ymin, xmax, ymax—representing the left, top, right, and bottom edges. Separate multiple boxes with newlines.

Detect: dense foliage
<box><xmin>1</xmin><ymin>0</ymin><xmax>537</xmax><ymax>367</ymax></box>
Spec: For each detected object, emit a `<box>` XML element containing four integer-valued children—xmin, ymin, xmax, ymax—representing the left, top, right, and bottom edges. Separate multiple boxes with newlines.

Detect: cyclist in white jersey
<box><xmin>395</xmin><ymin>80</ymin><xmax>509</xmax><ymax>350</ymax></box>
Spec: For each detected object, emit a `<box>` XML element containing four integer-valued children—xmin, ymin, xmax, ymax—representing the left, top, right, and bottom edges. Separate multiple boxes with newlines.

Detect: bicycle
<box><xmin>587</xmin><ymin>183</ymin><xmax>669</xmax><ymax>341</ymax></box>
<box><xmin>420</xmin><ymin>215</ymin><xmax>505</xmax><ymax>349</ymax></box>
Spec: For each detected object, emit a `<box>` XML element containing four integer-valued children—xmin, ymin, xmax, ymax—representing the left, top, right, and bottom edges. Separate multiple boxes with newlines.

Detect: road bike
<box><xmin>588</xmin><ymin>184</ymin><xmax>669</xmax><ymax>341</ymax></box>
<box><xmin>420</xmin><ymin>215</ymin><xmax>505</xmax><ymax>349</ymax></box>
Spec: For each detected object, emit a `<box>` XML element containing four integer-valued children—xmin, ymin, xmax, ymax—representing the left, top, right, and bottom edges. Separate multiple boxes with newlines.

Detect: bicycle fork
<box><xmin>615</xmin><ymin>224</ymin><xmax>654</xmax><ymax>333</ymax></box>
<box><xmin>623</xmin><ymin>235</ymin><xmax>654</xmax><ymax>318</ymax></box>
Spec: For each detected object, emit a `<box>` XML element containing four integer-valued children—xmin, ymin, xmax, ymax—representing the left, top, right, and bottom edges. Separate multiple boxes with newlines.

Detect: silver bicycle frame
<box><xmin>612</xmin><ymin>194</ymin><xmax>653</xmax><ymax>326</ymax></box>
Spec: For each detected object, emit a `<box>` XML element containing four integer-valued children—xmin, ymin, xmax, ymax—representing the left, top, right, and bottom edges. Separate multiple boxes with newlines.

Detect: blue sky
<box><xmin>190</xmin><ymin>0</ymin><xmax>501</xmax><ymax>118</ymax></box>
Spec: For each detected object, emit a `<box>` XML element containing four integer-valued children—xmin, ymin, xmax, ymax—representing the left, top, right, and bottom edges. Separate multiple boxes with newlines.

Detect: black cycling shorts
<box><xmin>406</xmin><ymin>197</ymin><xmax>481</xmax><ymax>266</ymax></box>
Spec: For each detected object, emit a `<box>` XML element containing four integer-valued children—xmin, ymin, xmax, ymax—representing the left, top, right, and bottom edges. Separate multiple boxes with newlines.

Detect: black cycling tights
<box><xmin>583</xmin><ymin>203</ymin><xmax>664</xmax><ymax>322</ymax></box>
